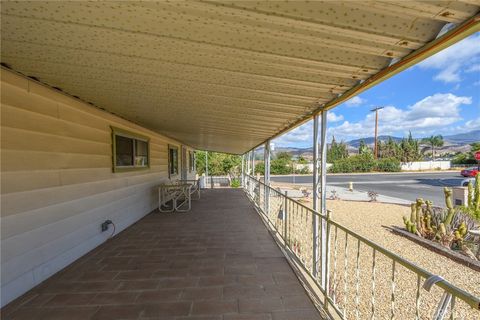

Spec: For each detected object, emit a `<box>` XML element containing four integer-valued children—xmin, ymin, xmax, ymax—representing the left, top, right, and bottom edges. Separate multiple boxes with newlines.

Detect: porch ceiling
<box><xmin>1</xmin><ymin>1</ymin><xmax>479</xmax><ymax>154</ymax></box>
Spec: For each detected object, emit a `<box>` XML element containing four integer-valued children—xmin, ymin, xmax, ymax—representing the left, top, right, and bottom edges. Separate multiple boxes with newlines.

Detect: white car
<box><xmin>461</xmin><ymin>177</ymin><xmax>476</xmax><ymax>187</ymax></box>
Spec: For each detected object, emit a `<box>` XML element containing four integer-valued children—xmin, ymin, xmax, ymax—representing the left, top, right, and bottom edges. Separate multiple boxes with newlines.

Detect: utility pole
<box><xmin>371</xmin><ymin>107</ymin><xmax>384</xmax><ymax>159</ymax></box>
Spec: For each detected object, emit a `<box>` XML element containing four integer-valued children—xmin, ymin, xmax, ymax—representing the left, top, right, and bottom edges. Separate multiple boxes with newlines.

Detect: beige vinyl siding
<box><xmin>0</xmin><ymin>69</ymin><xmax>196</xmax><ymax>306</ymax></box>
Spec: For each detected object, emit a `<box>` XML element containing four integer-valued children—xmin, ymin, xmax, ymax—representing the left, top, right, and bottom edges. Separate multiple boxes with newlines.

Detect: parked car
<box><xmin>461</xmin><ymin>177</ymin><xmax>476</xmax><ymax>187</ymax></box>
<box><xmin>460</xmin><ymin>167</ymin><xmax>479</xmax><ymax>177</ymax></box>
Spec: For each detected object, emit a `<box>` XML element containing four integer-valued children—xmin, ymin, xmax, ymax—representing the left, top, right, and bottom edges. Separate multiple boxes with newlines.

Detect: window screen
<box><xmin>112</xmin><ymin>127</ymin><xmax>149</xmax><ymax>172</ymax></box>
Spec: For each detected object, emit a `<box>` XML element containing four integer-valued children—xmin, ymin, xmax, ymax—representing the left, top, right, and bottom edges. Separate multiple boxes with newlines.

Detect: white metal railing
<box><xmin>243</xmin><ymin>174</ymin><xmax>480</xmax><ymax>320</ymax></box>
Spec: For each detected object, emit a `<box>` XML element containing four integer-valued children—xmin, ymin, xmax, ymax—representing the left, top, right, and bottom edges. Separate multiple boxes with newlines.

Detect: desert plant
<box><xmin>329</xmin><ymin>190</ymin><xmax>340</xmax><ymax>200</ymax></box>
<box><xmin>402</xmin><ymin>192</ymin><xmax>479</xmax><ymax>258</ymax></box>
<box><xmin>367</xmin><ymin>191</ymin><xmax>378</xmax><ymax>202</ymax></box>
<box><xmin>459</xmin><ymin>175</ymin><xmax>480</xmax><ymax>221</ymax></box>
<box><xmin>443</xmin><ymin>187</ymin><xmax>455</xmax><ymax>227</ymax></box>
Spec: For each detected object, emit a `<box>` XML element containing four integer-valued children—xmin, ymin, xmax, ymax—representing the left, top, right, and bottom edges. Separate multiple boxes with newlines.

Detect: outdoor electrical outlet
<box><xmin>101</xmin><ymin>220</ymin><xmax>113</xmax><ymax>232</ymax></box>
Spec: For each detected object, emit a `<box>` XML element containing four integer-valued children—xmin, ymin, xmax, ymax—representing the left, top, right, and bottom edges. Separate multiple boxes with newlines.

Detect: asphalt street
<box><xmin>271</xmin><ymin>172</ymin><xmax>466</xmax><ymax>205</ymax></box>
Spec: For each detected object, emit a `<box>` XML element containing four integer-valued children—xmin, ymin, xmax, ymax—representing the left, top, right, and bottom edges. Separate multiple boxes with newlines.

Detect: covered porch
<box><xmin>1</xmin><ymin>1</ymin><xmax>480</xmax><ymax>319</ymax></box>
<box><xmin>2</xmin><ymin>189</ymin><xmax>323</xmax><ymax>320</ymax></box>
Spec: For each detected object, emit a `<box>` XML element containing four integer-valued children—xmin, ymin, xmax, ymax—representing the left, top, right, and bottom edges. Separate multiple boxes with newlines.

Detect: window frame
<box><xmin>168</xmin><ymin>144</ymin><xmax>179</xmax><ymax>178</ymax></box>
<box><xmin>111</xmin><ymin>126</ymin><xmax>150</xmax><ymax>173</ymax></box>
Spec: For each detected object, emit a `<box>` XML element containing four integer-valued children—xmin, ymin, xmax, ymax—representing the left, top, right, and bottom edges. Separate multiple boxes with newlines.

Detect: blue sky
<box><xmin>274</xmin><ymin>33</ymin><xmax>480</xmax><ymax>148</ymax></box>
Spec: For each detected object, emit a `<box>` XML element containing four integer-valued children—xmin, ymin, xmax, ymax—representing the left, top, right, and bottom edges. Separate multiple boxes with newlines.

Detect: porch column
<box><xmin>264</xmin><ymin>140</ymin><xmax>271</xmax><ymax>213</ymax></box>
<box><xmin>312</xmin><ymin>114</ymin><xmax>320</xmax><ymax>278</ymax></box>
<box><xmin>252</xmin><ymin>149</ymin><xmax>255</xmax><ymax>176</ymax></box>
<box><xmin>312</xmin><ymin>111</ymin><xmax>328</xmax><ymax>287</ymax></box>
<box><xmin>205</xmin><ymin>151</ymin><xmax>209</xmax><ymax>188</ymax></box>
<box><xmin>241</xmin><ymin>154</ymin><xmax>245</xmax><ymax>186</ymax></box>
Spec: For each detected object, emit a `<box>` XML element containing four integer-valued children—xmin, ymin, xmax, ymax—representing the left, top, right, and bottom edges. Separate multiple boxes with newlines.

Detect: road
<box><xmin>271</xmin><ymin>172</ymin><xmax>466</xmax><ymax>205</ymax></box>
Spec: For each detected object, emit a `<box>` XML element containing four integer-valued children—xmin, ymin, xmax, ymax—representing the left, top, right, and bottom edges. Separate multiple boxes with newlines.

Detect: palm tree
<box><xmin>422</xmin><ymin>135</ymin><xmax>444</xmax><ymax>161</ymax></box>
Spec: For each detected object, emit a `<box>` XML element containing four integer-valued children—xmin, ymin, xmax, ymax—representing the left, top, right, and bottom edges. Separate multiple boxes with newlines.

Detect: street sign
<box><xmin>475</xmin><ymin>151</ymin><xmax>480</xmax><ymax>161</ymax></box>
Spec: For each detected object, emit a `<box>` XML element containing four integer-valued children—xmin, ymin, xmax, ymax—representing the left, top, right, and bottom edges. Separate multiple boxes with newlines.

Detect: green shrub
<box><xmin>375</xmin><ymin>157</ymin><xmax>401</xmax><ymax>172</ymax></box>
<box><xmin>329</xmin><ymin>155</ymin><xmax>401</xmax><ymax>173</ymax></box>
<box><xmin>330</xmin><ymin>154</ymin><xmax>375</xmax><ymax>173</ymax></box>
<box><xmin>230</xmin><ymin>178</ymin><xmax>241</xmax><ymax>188</ymax></box>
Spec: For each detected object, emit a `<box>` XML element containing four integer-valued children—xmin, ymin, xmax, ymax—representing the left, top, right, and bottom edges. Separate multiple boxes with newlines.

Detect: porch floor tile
<box><xmin>2</xmin><ymin>189</ymin><xmax>323</xmax><ymax>320</ymax></box>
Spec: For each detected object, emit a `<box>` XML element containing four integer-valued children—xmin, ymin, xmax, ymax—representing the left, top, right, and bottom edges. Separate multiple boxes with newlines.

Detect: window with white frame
<box><xmin>112</xmin><ymin>127</ymin><xmax>149</xmax><ymax>172</ymax></box>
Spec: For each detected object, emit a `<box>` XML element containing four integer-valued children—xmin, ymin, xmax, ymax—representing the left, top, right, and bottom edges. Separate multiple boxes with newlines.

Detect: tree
<box><xmin>297</xmin><ymin>156</ymin><xmax>308</xmax><ymax>164</ymax></box>
<box><xmin>452</xmin><ymin>142</ymin><xmax>480</xmax><ymax>164</ymax></box>
<box><xmin>422</xmin><ymin>135</ymin><xmax>444</xmax><ymax>161</ymax></box>
<box><xmin>195</xmin><ymin>151</ymin><xmax>241</xmax><ymax>177</ymax></box>
<box><xmin>358</xmin><ymin>139</ymin><xmax>372</xmax><ymax>155</ymax></box>
<box><xmin>399</xmin><ymin>132</ymin><xmax>422</xmax><ymax>162</ymax></box>
<box><xmin>379</xmin><ymin>137</ymin><xmax>399</xmax><ymax>159</ymax></box>
<box><xmin>276</xmin><ymin>151</ymin><xmax>292</xmax><ymax>161</ymax></box>
<box><xmin>327</xmin><ymin>136</ymin><xmax>348</xmax><ymax>162</ymax></box>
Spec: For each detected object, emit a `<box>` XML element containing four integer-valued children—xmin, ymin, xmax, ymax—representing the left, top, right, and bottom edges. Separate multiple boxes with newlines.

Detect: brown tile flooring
<box><xmin>2</xmin><ymin>189</ymin><xmax>322</xmax><ymax>320</ymax></box>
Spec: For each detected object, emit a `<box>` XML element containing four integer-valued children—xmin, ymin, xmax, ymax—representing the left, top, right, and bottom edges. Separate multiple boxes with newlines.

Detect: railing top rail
<box><xmin>245</xmin><ymin>174</ymin><xmax>325</xmax><ymax>218</ymax></box>
<box><xmin>244</xmin><ymin>174</ymin><xmax>480</xmax><ymax>311</ymax></box>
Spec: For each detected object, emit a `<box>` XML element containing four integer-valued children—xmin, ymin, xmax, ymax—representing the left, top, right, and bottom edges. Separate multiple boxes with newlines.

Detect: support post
<box><xmin>264</xmin><ymin>140</ymin><xmax>271</xmax><ymax>214</ymax></box>
<box><xmin>320</xmin><ymin>111</ymin><xmax>328</xmax><ymax>288</ymax></box>
<box><xmin>312</xmin><ymin>114</ymin><xmax>320</xmax><ymax>278</ymax></box>
<box><xmin>252</xmin><ymin>149</ymin><xmax>256</xmax><ymax>176</ymax></box>
<box><xmin>205</xmin><ymin>151</ymin><xmax>209</xmax><ymax>189</ymax></box>
<box><xmin>241</xmin><ymin>154</ymin><xmax>245</xmax><ymax>187</ymax></box>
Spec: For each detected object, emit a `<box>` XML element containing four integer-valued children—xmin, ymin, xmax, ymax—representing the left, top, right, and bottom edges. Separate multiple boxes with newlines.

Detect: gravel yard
<box><xmin>324</xmin><ymin>200</ymin><xmax>480</xmax><ymax>319</ymax></box>
<box><xmin>266</xmin><ymin>182</ymin><xmax>479</xmax><ymax>318</ymax></box>
<box><xmin>253</xmin><ymin>181</ymin><xmax>480</xmax><ymax>318</ymax></box>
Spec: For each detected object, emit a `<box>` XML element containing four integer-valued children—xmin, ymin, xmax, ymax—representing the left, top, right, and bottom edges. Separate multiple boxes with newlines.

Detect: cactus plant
<box><xmin>468</xmin><ymin>180</ymin><xmax>474</xmax><ymax>208</ymax></box>
<box><xmin>401</xmin><ymin>190</ymin><xmax>479</xmax><ymax>259</ymax></box>
<box><xmin>443</xmin><ymin>187</ymin><xmax>455</xmax><ymax>228</ymax></box>
<box><xmin>459</xmin><ymin>174</ymin><xmax>480</xmax><ymax>221</ymax></box>
<box><xmin>415</xmin><ymin>198</ymin><xmax>424</xmax><ymax>233</ymax></box>
<box><xmin>475</xmin><ymin>174</ymin><xmax>480</xmax><ymax>211</ymax></box>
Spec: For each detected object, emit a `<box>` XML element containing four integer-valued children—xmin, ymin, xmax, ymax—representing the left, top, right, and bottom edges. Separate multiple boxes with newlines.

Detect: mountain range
<box><xmin>270</xmin><ymin>130</ymin><xmax>479</xmax><ymax>158</ymax></box>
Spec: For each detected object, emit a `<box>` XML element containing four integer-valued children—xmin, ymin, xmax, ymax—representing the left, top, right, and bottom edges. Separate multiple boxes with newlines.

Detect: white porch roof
<box><xmin>1</xmin><ymin>1</ymin><xmax>479</xmax><ymax>154</ymax></box>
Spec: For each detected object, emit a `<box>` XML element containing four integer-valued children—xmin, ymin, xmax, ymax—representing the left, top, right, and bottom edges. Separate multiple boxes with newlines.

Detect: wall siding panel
<box><xmin>0</xmin><ymin>69</ymin><xmax>196</xmax><ymax>307</ymax></box>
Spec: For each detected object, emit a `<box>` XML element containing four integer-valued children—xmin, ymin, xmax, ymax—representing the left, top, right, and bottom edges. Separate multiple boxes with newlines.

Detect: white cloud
<box><xmin>274</xmin><ymin>111</ymin><xmax>345</xmax><ymax>146</ymax></box>
<box><xmin>327</xmin><ymin>112</ymin><xmax>344</xmax><ymax>122</ymax></box>
<box><xmin>344</xmin><ymin>96</ymin><xmax>366</xmax><ymax>107</ymax></box>
<box><xmin>274</xmin><ymin>121</ymin><xmax>313</xmax><ymax>146</ymax></box>
<box><xmin>417</xmin><ymin>34</ymin><xmax>480</xmax><ymax>83</ymax></box>
<box><xmin>274</xmin><ymin>93</ymin><xmax>473</xmax><ymax>146</ymax></box>
<box><xmin>466</xmin><ymin>64</ymin><xmax>480</xmax><ymax>73</ymax></box>
<box><xmin>465</xmin><ymin>117</ymin><xmax>480</xmax><ymax>130</ymax></box>
<box><xmin>329</xmin><ymin>93</ymin><xmax>472</xmax><ymax>140</ymax></box>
